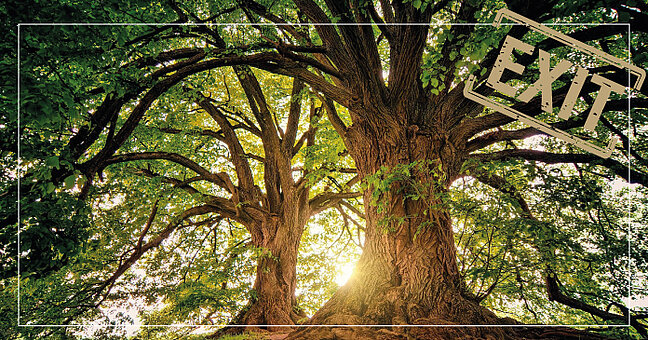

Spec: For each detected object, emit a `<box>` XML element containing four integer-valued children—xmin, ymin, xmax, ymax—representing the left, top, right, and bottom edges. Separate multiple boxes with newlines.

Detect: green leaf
<box><xmin>45</xmin><ymin>156</ymin><xmax>60</xmax><ymax>169</ymax></box>
<box><xmin>63</xmin><ymin>175</ymin><xmax>76</xmax><ymax>189</ymax></box>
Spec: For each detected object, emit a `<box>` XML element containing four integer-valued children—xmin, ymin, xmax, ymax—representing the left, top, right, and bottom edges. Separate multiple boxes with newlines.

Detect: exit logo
<box><xmin>464</xmin><ymin>9</ymin><xmax>645</xmax><ymax>159</ymax></box>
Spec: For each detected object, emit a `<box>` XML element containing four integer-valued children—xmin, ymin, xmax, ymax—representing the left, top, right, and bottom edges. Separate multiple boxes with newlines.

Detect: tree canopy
<box><xmin>2</xmin><ymin>0</ymin><xmax>648</xmax><ymax>339</ymax></box>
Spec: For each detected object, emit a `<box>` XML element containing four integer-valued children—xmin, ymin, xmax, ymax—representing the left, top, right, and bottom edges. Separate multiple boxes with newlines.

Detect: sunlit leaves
<box><xmin>452</xmin><ymin>158</ymin><xmax>639</xmax><ymax>329</ymax></box>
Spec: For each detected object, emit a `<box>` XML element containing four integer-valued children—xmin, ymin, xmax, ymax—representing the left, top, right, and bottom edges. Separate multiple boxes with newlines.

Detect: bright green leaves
<box><xmin>44</xmin><ymin>182</ymin><xmax>55</xmax><ymax>194</ymax></box>
<box><xmin>420</xmin><ymin>13</ymin><xmax>508</xmax><ymax>97</ymax></box>
<box><xmin>7</xmin><ymin>0</ymin><xmax>646</xmax><ymax>337</ymax></box>
<box><xmin>63</xmin><ymin>173</ymin><xmax>77</xmax><ymax>190</ymax></box>
<box><xmin>302</xmin><ymin>119</ymin><xmax>347</xmax><ymax>188</ymax></box>
<box><xmin>420</xmin><ymin>25</ymin><xmax>451</xmax><ymax>95</ymax></box>
<box><xmin>403</xmin><ymin>0</ymin><xmax>436</xmax><ymax>12</ymax></box>
<box><xmin>453</xmin><ymin>157</ymin><xmax>638</xmax><ymax>327</ymax></box>
<box><xmin>363</xmin><ymin>159</ymin><xmax>448</xmax><ymax>233</ymax></box>
<box><xmin>135</xmin><ymin>226</ymin><xmax>256</xmax><ymax>331</ymax></box>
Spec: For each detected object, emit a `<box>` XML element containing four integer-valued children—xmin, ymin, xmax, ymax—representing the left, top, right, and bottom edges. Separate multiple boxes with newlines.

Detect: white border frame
<box><xmin>15</xmin><ymin>18</ymin><xmax>635</xmax><ymax>331</ymax></box>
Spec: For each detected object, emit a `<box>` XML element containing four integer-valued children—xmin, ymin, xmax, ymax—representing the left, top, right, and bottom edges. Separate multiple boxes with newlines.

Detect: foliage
<box><xmin>2</xmin><ymin>0</ymin><xmax>648</xmax><ymax>339</ymax></box>
<box><xmin>452</xmin><ymin>157</ymin><xmax>645</xmax><ymax>337</ymax></box>
<box><xmin>363</xmin><ymin>160</ymin><xmax>448</xmax><ymax>233</ymax></box>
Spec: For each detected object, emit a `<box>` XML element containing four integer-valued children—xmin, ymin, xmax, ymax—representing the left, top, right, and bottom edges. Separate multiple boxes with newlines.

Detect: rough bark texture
<box><xmin>277</xmin><ymin>2</ymin><xmax>532</xmax><ymax>337</ymax></box>
<box><xmin>287</xmin><ymin>102</ymin><xmax>515</xmax><ymax>339</ymax></box>
<box><xmin>207</xmin><ymin>72</ymin><xmax>353</xmax><ymax>335</ymax></box>
<box><xmin>207</xmin><ymin>193</ymin><xmax>312</xmax><ymax>339</ymax></box>
<box><xmin>234</xmin><ymin>196</ymin><xmax>310</xmax><ymax>330</ymax></box>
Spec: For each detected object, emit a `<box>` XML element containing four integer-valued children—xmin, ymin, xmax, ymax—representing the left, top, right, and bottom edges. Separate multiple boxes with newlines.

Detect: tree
<box><xmin>88</xmin><ymin>68</ymin><xmax>360</xmax><ymax>330</ymax></box>
<box><xmin>4</xmin><ymin>0</ymin><xmax>648</xmax><ymax>339</ymax></box>
<box><xmin>3</xmin><ymin>1</ymin><xmax>362</xmax><ymax>336</ymax></box>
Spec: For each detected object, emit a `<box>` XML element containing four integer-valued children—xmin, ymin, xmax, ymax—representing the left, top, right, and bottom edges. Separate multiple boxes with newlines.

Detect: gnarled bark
<box><xmin>287</xmin><ymin>111</ymin><xmax>515</xmax><ymax>339</ymax></box>
<box><xmin>235</xmin><ymin>200</ymin><xmax>310</xmax><ymax>330</ymax></box>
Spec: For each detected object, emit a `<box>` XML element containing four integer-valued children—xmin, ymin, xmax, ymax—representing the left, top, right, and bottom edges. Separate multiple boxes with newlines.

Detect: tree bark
<box><xmin>236</xmin><ymin>216</ymin><xmax>307</xmax><ymax>329</ymax></box>
<box><xmin>214</xmin><ymin>186</ymin><xmax>310</xmax><ymax>336</ymax></box>
<box><xmin>288</xmin><ymin>106</ymin><xmax>513</xmax><ymax>339</ymax></box>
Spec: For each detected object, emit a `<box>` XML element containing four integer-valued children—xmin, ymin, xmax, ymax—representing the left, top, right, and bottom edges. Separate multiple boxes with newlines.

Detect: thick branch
<box><xmin>199</xmin><ymin>100</ymin><xmax>257</xmax><ymax>193</ymax></box>
<box><xmin>465</xmin><ymin>98</ymin><xmax>648</xmax><ymax>152</ymax></box>
<box><xmin>308</xmin><ymin>191</ymin><xmax>362</xmax><ymax>216</ymax></box>
<box><xmin>471</xmin><ymin>169</ymin><xmax>533</xmax><ymax>218</ymax></box>
<box><xmin>470</xmin><ymin>149</ymin><xmax>648</xmax><ymax>186</ymax></box>
<box><xmin>292</xmin><ymin>0</ymin><xmax>350</xmax><ymax>70</ymax></box>
<box><xmin>283</xmin><ymin>79</ymin><xmax>305</xmax><ymax>151</ymax></box>
<box><xmin>83</xmin><ymin>51</ymin><xmax>295</xmax><ymax>174</ymax></box>
<box><xmin>546</xmin><ymin>274</ymin><xmax>647</xmax><ymax>337</ymax></box>
<box><xmin>104</xmin><ymin>151</ymin><xmax>235</xmax><ymax>193</ymax></box>
<box><xmin>317</xmin><ymin>92</ymin><xmax>347</xmax><ymax>141</ymax></box>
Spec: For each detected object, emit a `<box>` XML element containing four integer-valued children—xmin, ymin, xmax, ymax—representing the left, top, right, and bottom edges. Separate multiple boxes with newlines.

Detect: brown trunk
<box><xmin>238</xmin><ymin>216</ymin><xmax>306</xmax><ymax>328</ymax></box>
<box><xmin>288</xmin><ymin>110</ymin><xmax>513</xmax><ymax>339</ymax></box>
<box><xmin>215</xmin><ymin>191</ymin><xmax>309</xmax><ymax>336</ymax></box>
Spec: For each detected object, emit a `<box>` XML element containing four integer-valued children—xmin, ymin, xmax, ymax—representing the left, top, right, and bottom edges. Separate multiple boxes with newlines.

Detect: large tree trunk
<box><xmin>288</xmin><ymin>110</ymin><xmax>513</xmax><ymax>339</ymax></box>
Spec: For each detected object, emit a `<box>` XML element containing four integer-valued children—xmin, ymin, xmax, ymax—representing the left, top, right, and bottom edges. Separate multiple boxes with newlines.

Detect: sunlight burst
<box><xmin>335</xmin><ymin>262</ymin><xmax>356</xmax><ymax>287</ymax></box>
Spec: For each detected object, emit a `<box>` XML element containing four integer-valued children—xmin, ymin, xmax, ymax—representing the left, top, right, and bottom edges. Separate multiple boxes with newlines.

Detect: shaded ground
<box><xmin>212</xmin><ymin>326</ymin><xmax>613</xmax><ymax>340</ymax></box>
<box><xmin>286</xmin><ymin>326</ymin><xmax>613</xmax><ymax>340</ymax></box>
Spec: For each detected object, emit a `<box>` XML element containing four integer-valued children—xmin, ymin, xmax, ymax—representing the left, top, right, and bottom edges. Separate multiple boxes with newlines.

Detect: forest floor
<box><xmin>211</xmin><ymin>326</ymin><xmax>615</xmax><ymax>339</ymax></box>
<box><xmin>214</xmin><ymin>328</ymin><xmax>615</xmax><ymax>340</ymax></box>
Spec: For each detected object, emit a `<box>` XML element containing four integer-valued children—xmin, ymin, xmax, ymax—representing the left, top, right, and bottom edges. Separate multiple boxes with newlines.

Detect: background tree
<box><xmin>84</xmin><ymin>66</ymin><xmax>361</xmax><ymax>330</ymax></box>
<box><xmin>2</xmin><ymin>1</ymin><xmax>363</xmax><ymax>337</ymax></box>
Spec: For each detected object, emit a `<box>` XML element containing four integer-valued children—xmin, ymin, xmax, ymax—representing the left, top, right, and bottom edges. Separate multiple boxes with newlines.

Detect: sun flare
<box><xmin>335</xmin><ymin>262</ymin><xmax>356</xmax><ymax>287</ymax></box>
